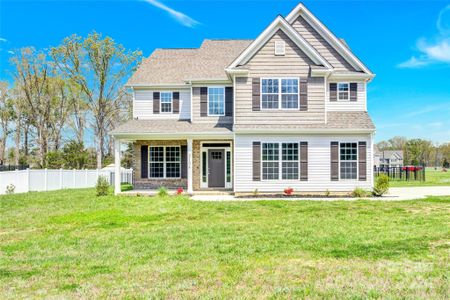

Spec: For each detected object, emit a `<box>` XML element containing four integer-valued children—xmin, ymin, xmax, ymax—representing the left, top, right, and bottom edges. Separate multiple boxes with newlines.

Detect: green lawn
<box><xmin>1</xmin><ymin>189</ymin><xmax>449</xmax><ymax>299</ymax></box>
<box><xmin>385</xmin><ymin>168</ymin><xmax>450</xmax><ymax>187</ymax></box>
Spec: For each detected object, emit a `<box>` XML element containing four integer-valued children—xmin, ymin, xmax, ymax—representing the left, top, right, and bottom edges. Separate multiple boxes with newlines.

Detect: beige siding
<box><xmin>235</xmin><ymin>30</ymin><xmax>325</xmax><ymax>126</ymax></box>
<box><xmin>291</xmin><ymin>15</ymin><xmax>355</xmax><ymax>71</ymax></box>
<box><xmin>234</xmin><ymin>134</ymin><xmax>373</xmax><ymax>192</ymax></box>
<box><xmin>191</xmin><ymin>87</ymin><xmax>233</xmax><ymax>124</ymax></box>
<box><xmin>327</xmin><ymin>81</ymin><xmax>367</xmax><ymax>111</ymax></box>
<box><xmin>133</xmin><ymin>88</ymin><xmax>191</xmax><ymax>120</ymax></box>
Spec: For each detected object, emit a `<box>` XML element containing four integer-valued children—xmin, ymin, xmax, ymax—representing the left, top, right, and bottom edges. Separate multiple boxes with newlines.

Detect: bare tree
<box><xmin>51</xmin><ymin>32</ymin><xmax>141</xmax><ymax>168</ymax></box>
<box><xmin>0</xmin><ymin>81</ymin><xmax>14</xmax><ymax>165</ymax></box>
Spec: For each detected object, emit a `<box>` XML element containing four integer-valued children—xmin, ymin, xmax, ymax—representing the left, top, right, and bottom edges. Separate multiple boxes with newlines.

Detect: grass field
<box><xmin>1</xmin><ymin>189</ymin><xmax>449</xmax><ymax>299</ymax></box>
<box><xmin>388</xmin><ymin>168</ymin><xmax>450</xmax><ymax>187</ymax></box>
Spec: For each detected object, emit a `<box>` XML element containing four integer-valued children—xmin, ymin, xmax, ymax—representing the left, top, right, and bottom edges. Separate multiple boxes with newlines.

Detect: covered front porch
<box><xmin>110</xmin><ymin>120</ymin><xmax>234</xmax><ymax>195</ymax></box>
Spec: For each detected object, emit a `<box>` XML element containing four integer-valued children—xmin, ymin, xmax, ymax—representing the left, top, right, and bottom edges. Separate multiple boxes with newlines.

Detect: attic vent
<box><xmin>274</xmin><ymin>41</ymin><xmax>285</xmax><ymax>56</ymax></box>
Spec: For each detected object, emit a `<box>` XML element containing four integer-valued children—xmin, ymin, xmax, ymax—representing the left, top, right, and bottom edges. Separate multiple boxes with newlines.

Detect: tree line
<box><xmin>376</xmin><ymin>136</ymin><xmax>450</xmax><ymax>168</ymax></box>
<box><xmin>0</xmin><ymin>32</ymin><xmax>141</xmax><ymax>169</ymax></box>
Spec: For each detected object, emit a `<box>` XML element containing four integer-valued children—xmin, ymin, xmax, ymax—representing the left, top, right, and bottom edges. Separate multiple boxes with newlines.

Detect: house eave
<box><xmin>111</xmin><ymin>132</ymin><xmax>234</xmax><ymax>141</ymax></box>
<box><xmin>234</xmin><ymin>128</ymin><xmax>376</xmax><ymax>135</ymax></box>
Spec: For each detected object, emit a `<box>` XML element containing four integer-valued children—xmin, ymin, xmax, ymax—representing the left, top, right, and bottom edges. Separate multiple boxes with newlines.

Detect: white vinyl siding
<box><xmin>327</xmin><ymin>81</ymin><xmax>367</xmax><ymax>111</ymax></box>
<box><xmin>234</xmin><ymin>134</ymin><xmax>373</xmax><ymax>192</ymax></box>
<box><xmin>133</xmin><ymin>89</ymin><xmax>191</xmax><ymax>120</ymax></box>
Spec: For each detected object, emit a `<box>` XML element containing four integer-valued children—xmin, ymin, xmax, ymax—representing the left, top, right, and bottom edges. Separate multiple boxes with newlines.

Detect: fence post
<box><xmin>73</xmin><ymin>169</ymin><xmax>76</xmax><ymax>188</ymax></box>
<box><xmin>44</xmin><ymin>168</ymin><xmax>48</xmax><ymax>191</ymax></box>
<box><xmin>85</xmin><ymin>169</ymin><xmax>88</xmax><ymax>187</ymax></box>
<box><xmin>26</xmin><ymin>168</ymin><xmax>30</xmax><ymax>193</ymax></box>
<box><xmin>59</xmin><ymin>168</ymin><xmax>63</xmax><ymax>190</ymax></box>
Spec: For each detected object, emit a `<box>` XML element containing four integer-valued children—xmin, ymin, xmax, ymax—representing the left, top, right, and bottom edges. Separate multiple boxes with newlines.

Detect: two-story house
<box><xmin>110</xmin><ymin>3</ymin><xmax>376</xmax><ymax>195</ymax></box>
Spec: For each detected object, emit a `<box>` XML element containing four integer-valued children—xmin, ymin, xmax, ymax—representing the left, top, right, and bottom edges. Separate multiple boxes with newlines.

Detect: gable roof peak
<box><xmin>227</xmin><ymin>14</ymin><xmax>332</xmax><ymax>70</ymax></box>
<box><xmin>285</xmin><ymin>2</ymin><xmax>373</xmax><ymax>75</ymax></box>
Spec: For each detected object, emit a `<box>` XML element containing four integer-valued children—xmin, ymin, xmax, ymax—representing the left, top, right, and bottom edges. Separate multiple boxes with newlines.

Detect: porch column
<box><xmin>114</xmin><ymin>139</ymin><xmax>121</xmax><ymax>195</ymax></box>
<box><xmin>187</xmin><ymin>138</ymin><xmax>193</xmax><ymax>194</ymax></box>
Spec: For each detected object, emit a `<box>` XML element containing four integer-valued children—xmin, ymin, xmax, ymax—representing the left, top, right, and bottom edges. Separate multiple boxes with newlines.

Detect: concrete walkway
<box><xmin>190</xmin><ymin>186</ymin><xmax>450</xmax><ymax>201</ymax></box>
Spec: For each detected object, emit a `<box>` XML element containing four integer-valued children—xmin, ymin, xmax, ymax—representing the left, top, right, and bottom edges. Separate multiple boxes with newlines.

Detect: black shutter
<box><xmin>358</xmin><ymin>141</ymin><xmax>367</xmax><ymax>181</ymax></box>
<box><xmin>252</xmin><ymin>78</ymin><xmax>260</xmax><ymax>111</ymax></box>
<box><xmin>141</xmin><ymin>145</ymin><xmax>148</xmax><ymax>178</ymax></box>
<box><xmin>350</xmin><ymin>83</ymin><xmax>358</xmax><ymax>101</ymax></box>
<box><xmin>181</xmin><ymin>145</ymin><xmax>187</xmax><ymax>178</ymax></box>
<box><xmin>225</xmin><ymin>87</ymin><xmax>233</xmax><ymax>117</ymax></box>
<box><xmin>153</xmin><ymin>92</ymin><xmax>160</xmax><ymax>114</ymax></box>
<box><xmin>300</xmin><ymin>142</ymin><xmax>308</xmax><ymax>181</ymax></box>
<box><xmin>173</xmin><ymin>92</ymin><xmax>180</xmax><ymax>113</ymax></box>
<box><xmin>330</xmin><ymin>142</ymin><xmax>339</xmax><ymax>181</ymax></box>
<box><xmin>253</xmin><ymin>142</ymin><xmax>261</xmax><ymax>181</ymax></box>
<box><xmin>330</xmin><ymin>83</ymin><xmax>337</xmax><ymax>102</ymax></box>
<box><xmin>200</xmin><ymin>87</ymin><xmax>208</xmax><ymax>117</ymax></box>
<box><xmin>299</xmin><ymin>78</ymin><xmax>308</xmax><ymax>111</ymax></box>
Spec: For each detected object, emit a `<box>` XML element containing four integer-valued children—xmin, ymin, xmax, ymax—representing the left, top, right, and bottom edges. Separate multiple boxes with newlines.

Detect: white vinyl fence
<box><xmin>0</xmin><ymin>168</ymin><xmax>133</xmax><ymax>195</ymax></box>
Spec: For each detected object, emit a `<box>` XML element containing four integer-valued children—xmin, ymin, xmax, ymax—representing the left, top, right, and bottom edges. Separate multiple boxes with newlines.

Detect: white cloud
<box><xmin>7</xmin><ymin>50</ymin><xmax>14</xmax><ymax>55</ymax></box>
<box><xmin>398</xmin><ymin>5</ymin><xmax>450</xmax><ymax>68</ymax></box>
<box><xmin>0</xmin><ymin>37</ymin><xmax>7</xmax><ymax>42</ymax></box>
<box><xmin>142</xmin><ymin>0</ymin><xmax>200</xmax><ymax>28</ymax></box>
<box><xmin>404</xmin><ymin>103</ymin><xmax>450</xmax><ymax>117</ymax></box>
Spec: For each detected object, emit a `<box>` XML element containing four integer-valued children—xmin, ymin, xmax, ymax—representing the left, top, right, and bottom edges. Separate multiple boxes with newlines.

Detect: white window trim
<box><xmin>207</xmin><ymin>86</ymin><xmax>225</xmax><ymax>116</ymax></box>
<box><xmin>260</xmin><ymin>78</ymin><xmax>300</xmax><ymax>110</ymax></box>
<box><xmin>337</xmin><ymin>82</ymin><xmax>350</xmax><ymax>102</ymax></box>
<box><xmin>148</xmin><ymin>145</ymin><xmax>181</xmax><ymax>179</ymax></box>
<box><xmin>339</xmin><ymin>142</ymin><xmax>358</xmax><ymax>181</ymax></box>
<box><xmin>159</xmin><ymin>91</ymin><xmax>173</xmax><ymax>114</ymax></box>
<box><xmin>200</xmin><ymin>142</ymin><xmax>232</xmax><ymax>189</ymax></box>
<box><xmin>260</xmin><ymin>142</ymin><xmax>300</xmax><ymax>181</ymax></box>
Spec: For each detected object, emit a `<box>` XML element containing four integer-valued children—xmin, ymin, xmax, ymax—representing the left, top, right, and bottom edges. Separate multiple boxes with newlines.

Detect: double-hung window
<box><xmin>337</xmin><ymin>83</ymin><xmax>349</xmax><ymax>101</ymax></box>
<box><xmin>281</xmin><ymin>143</ymin><xmax>299</xmax><ymax>179</ymax></box>
<box><xmin>262</xmin><ymin>143</ymin><xmax>279</xmax><ymax>180</ymax></box>
<box><xmin>261</xmin><ymin>78</ymin><xmax>299</xmax><ymax>109</ymax></box>
<box><xmin>340</xmin><ymin>142</ymin><xmax>357</xmax><ymax>179</ymax></box>
<box><xmin>160</xmin><ymin>92</ymin><xmax>173</xmax><ymax>113</ymax></box>
<box><xmin>208</xmin><ymin>87</ymin><xmax>225</xmax><ymax>116</ymax></box>
<box><xmin>262</xmin><ymin>142</ymin><xmax>299</xmax><ymax>180</ymax></box>
<box><xmin>149</xmin><ymin>146</ymin><xmax>180</xmax><ymax>178</ymax></box>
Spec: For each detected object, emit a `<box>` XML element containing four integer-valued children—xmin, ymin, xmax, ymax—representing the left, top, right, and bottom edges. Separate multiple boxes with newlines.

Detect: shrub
<box><xmin>5</xmin><ymin>184</ymin><xmax>15</xmax><ymax>195</ymax></box>
<box><xmin>176</xmin><ymin>187</ymin><xmax>183</xmax><ymax>195</ymax></box>
<box><xmin>373</xmin><ymin>174</ymin><xmax>389</xmax><ymax>197</ymax></box>
<box><xmin>284</xmin><ymin>187</ymin><xmax>294</xmax><ymax>196</ymax></box>
<box><xmin>352</xmin><ymin>187</ymin><xmax>368</xmax><ymax>198</ymax></box>
<box><xmin>158</xmin><ymin>186</ymin><xmax>168</xmax><ymax>197</ymax></box>
<box><xmin>325</xmin><ymin>189</ymin><xmax>331</xmax><ymax>197</ymax></box>
<box><xmin>253</xmin><ymin>189</ymin><xmax>259</xmax><ymax>196</ymax></box>
<box><xmin>95</xmin><ymin>176</ymin><xmax>109</xmax><ymax>196</ymax></box>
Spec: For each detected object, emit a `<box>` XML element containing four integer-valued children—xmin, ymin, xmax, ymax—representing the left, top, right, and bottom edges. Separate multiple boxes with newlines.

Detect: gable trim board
<box><xmin>285</xmin><ymin>3</ymin><xmax>374</xmax><ymax>76</ymax></box>
<box><xmin>228</xmin><ymin>16</ymin><xmax>332</xmax><ymax>70</ymax></box>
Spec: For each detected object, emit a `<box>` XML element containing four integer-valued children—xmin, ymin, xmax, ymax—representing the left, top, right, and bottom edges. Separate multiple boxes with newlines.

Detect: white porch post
<box><xmin>187</xmin><ymin>138</ymin><xmax>193</xmax><ymax>194</ymax></box>
<box><xmin>114</xmin><ymin>139</ymin><xmax>121</xmax><ymax>195</ymax></box>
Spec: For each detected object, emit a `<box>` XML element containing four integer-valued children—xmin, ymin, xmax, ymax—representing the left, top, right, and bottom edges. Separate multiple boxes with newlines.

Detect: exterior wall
<box><xmin>235</xmin><ymin>30</ymin><xmax>326</xmax><ymax>126</ymax></box>
<box><xmin>327</xmin><ymin>81</ymin><xmax>367</xmax><ymax>111</ymax></box>
<box><xmin>133</xmin><ymin>140</ymin><xmax>187</xmax><ymax>189</ymax></box>
<box><xmin>191</xmin><ymin>86</ymin><xmax>233</xmax><ymax>124</ymax></box>
<box><xmin>291</xmin><ymin>15</ymin><xmax>356</xmax><ymax>71</ymax></box>
<box><xmin>133</xmin><ymin>88</ymin><xmax>191</xmax><ymax>120</ymax></box>
<box><xmin>234</xmin><ymin>134</ymin><xmax>373</xmax><ymax>192</ymax></box>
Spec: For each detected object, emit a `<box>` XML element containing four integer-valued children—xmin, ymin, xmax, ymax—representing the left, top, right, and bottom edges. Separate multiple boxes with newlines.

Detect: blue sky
<box><xmin>1</xmin><ymin>0</ymin><xmax>449</xmax><ymax>144</ymax></box>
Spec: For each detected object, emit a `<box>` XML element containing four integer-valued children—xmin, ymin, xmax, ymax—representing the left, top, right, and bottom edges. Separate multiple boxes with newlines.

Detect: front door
<box><xmin>208</xmin><ymin>149</ymin><xmax>225</xmax><ymax>188</ymax></box>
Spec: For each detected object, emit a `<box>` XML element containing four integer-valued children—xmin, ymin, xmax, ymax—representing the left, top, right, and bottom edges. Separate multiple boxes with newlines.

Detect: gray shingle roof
<box><xmin>110</xmin><ymin>119</ymin><xmax>233</xmax><ymax>136</ymax></box>
<box><xmin>111</xmin><ymin>112</ymin><xmax>374</xmax><ymax>137</ymax></box>
<box><xmin>127</xmin><ymin>39</ymin><xmax>253</xmax><ymax>86</ymax></box>
<box><xmin>234</xmin><ymin>112</ymin><xmax>375</xmax><ymax>131</ymax></box>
